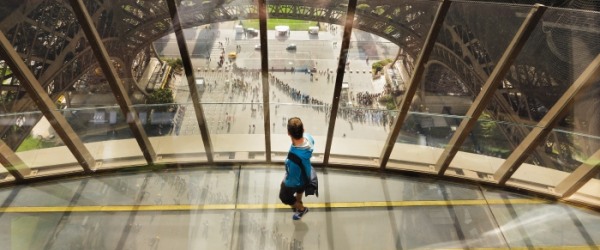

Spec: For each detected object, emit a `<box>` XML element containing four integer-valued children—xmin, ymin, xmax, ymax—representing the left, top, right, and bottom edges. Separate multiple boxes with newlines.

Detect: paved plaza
<box><xmin>156</xmin><ymin>21</ymin><xmax>403</xmax><ymax>141</ymax></box>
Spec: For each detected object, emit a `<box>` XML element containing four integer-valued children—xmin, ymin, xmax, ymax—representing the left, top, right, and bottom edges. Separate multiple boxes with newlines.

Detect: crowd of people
<box><xmin>268</xmin><ymin>72</ymin><xmax>394</xmax><ymax>130</ymax></box>
<box><xmin>270</xmin><ymin>73</ymin><xmax>329</xmax><ymax>112</ymax></box>
<box><xmin>338</xmin><ymin>108</ymin><xmax>392</xmax><ymax>128</ymax></box>
<box><xmin>354</xmin><ymin>91</ymin><xmax>381</xmax><ymax>106</ymax></box>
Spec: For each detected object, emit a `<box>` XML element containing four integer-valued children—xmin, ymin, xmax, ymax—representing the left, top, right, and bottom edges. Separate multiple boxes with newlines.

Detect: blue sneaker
<box><xmin>293</xmin><ymin>207</ymin><xmax>309</xmax><ymax>220</ymax></box>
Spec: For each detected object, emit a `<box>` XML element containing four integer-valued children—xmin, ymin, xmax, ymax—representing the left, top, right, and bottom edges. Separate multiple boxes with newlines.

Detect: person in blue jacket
<box><xmin>279</xmin><ymin>117</ymin><xmax>314</xmax><ymax>220</ymax></box>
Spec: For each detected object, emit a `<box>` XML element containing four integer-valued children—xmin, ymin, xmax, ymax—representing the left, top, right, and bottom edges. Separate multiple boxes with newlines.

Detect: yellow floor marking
<box><xmin>0</xmin><ymin>199</ymin><xmax>549</xmax><ymax>213</ymax></box>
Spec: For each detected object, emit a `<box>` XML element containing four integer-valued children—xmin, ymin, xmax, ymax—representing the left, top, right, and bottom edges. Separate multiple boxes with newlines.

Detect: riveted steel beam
<box><xmin>434</xmin><ymin>4</ymin><xmax>547</xmax><ymax>175</ymax></box>
<box><xmin>0</xmin><ymin>31</ymin><xmax>96</xmax><ymax>174</ymax></box>
<box><xmin>496</xmin><ymin>54</ymin><xmax>600</xmax><ymax>184</ymax></box>
<box><xmin>166</xmin><ymin>0</ymin><xmax>214</xmax><ymax>163</ymax></box>
<box><xmin>69</xmin><ymin>0</ymin><xmax>157</xmax><ymax>164</ymax></box>
<box><xmin>379</xmin><ymin>0</ymin><xmax>451</xmax><ymax>169</ymax></box>
<box><xmin>323</xmin><ymin>0</ymin><xmax>358</xmax><ymax>165</ymax></box>
<box><xmin>258</xmin><ymin>0</ymin><xmax>271</xmax><ymax>162</ymax></box>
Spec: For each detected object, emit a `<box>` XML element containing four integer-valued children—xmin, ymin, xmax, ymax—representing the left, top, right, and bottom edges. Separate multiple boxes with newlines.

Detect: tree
<box><xmin>372</xmin><ymin>58</ymin><xmax>392</xmax><ymax>74</ymax></box>
<box><xmin>147</xmin><ymin>88</ymin><xmax>174</xmax><ymax>113</ymax></box>
<box><xmin>147</xmin><ymin>88</ymin><xmax>174</xmax><ymax>106</ymax></box>
<box><xmin>161</xmin><ymin>57</ymin><xmax>183</xmax><ymax>74</ymax></box>
<box><xmin>146</xmin><ymin>88</ymin><xmax>175</xmax><ymax>136</ymax></box>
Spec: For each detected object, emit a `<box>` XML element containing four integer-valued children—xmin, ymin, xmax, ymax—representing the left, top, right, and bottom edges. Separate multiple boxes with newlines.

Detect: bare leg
<box><xmin>294</xmin><ymin>192</ymin><xmax>305</xmax><ymax>211</ymax></box>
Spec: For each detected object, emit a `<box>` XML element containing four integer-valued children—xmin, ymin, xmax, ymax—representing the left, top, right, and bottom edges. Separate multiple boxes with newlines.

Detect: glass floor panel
<box><xmin>0</xmin><ymin>166</ymin><xmax>598</xmax><ymax>249</ymax></box>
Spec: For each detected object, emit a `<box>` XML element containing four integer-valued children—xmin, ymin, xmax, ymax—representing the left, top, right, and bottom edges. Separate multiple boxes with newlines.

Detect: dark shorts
<box><xmin>279</xmin><ymin>182</ymin><xmax>305</xmax><ymax>205</ymax></box>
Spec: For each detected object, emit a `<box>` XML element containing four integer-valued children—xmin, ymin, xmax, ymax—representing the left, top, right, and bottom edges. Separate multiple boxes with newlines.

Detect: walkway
<box><xmin>1</xmin><ymin>166</ymin><xmax>599</xmax><ymax>249</ymax></box>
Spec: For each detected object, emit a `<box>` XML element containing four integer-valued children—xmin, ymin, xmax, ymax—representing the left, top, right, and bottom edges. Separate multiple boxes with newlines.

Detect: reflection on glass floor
<box><xmin>0</xmin><ymin>166</ymin><xmax>598</xmax><ymax>249</ymax></box>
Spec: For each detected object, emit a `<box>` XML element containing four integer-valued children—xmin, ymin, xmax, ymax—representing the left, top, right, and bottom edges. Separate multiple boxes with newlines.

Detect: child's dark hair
<box><xmin>287</xmin><ymin>117</ymin><xmax>304</xmax><ymax>139</ymax></box>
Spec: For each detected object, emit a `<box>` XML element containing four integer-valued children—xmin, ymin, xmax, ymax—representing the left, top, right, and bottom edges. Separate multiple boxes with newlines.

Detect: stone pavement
<box><xmin>157</xmin><ymin>22</ymin><xmax>401</xmax><ymax>140</ymax></box>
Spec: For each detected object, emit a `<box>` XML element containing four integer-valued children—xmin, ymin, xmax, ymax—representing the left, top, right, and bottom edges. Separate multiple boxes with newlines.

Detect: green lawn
<box><xmin>16</xmin><ymin>135</ymin><xmax>54</xmax><ymax>152</ymax></box>
<box><xmin>240</xmin><ymin>19</ymin><xmax>318</xmax><ymax>31</ymax></box>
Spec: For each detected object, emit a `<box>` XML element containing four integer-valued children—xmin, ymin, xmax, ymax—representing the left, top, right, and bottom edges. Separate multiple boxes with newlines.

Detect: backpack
<box><xmin>287</xmin><ymin>152</ymin><xmax>319</xmax><ymax>197</ymax></box>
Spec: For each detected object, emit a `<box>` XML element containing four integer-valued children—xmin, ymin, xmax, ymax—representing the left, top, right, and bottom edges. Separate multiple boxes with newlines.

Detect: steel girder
<box><xmin>0</xmin><ymin>0</ymin><xmax>436</xmax><ymax>148</ymax></box>
<box><xmin>428</xmin><ymin>24</ymin><xmax>560</xmax><ymax>171</ymax></box>
<box><xmin>0</xmin><ymin>0</ymin><xmax>597</xmax><ymax>158</ymax></box>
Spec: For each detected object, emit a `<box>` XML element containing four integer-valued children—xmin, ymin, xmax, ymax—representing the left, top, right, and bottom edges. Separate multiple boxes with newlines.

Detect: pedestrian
<box><xmin>279</xmin><ymin>117</ymin><xmax>314</xmax><ymax>220</ymax></box>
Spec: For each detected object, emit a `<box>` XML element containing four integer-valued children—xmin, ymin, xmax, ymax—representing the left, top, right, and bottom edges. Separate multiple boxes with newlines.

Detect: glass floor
<box><xmin>0</xmin><ymin>165</ymin><xmax>599</xmax><ymax>249</ymax></box>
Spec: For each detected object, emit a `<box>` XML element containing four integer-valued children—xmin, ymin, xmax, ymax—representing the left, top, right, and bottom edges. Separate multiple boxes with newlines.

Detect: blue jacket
<box><xmin>284</xmin><ymin>133</ymin><xmax>315</xmax><ymax>188</ymax></box>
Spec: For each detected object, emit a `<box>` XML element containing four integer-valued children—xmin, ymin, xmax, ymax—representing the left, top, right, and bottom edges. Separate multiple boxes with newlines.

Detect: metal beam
<box><xmin>378</xmin><ymin>0</ymin><xmax>451</xmax><ymax>169</ymax></box>
<box><xmin>0</xmin><ymin>32</ymin><xmax>96</xmax><ymax>174</ymax></box>
<box><xmin>258</xmin><ymin>0</ymin><xmax>271</xmax><ymax>162</ymax></box>
<box><xmin>69</xmin><ymin>0</ymin><xmax>157</xmax><ymax>164</ymax></box>
<box><xmin>323</xmin><ymin>0</ymin><xmax>358</xmax><ymax>165</ymax></box>
<box><xmin>434</xmin><ymin>4</ymin><xmax>547</xmax><ymax>175</ymax></box>
<box><xmin>0</xmin><ymin>139</ymin><xmax>28</xmax><ymax>181</ymax></box>
<box><xmin>166</xmin><ymin>0</ymin><xmax>214</xmax><ymax>162</ymax></box>
<box><xmin>495</xmin><ymin>54</ymin><xmax>600</xmax><ymax>184</ymax></box>
<box><xmin>556</xmin><ymin>148</ymin><xmax>600</xmax><ymax>197</ymax></box>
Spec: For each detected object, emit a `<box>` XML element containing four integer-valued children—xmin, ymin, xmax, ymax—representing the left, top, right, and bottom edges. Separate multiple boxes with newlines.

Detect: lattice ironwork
<box><xmin>0</xmin><ymin>0</ymin><xmax>597</xmax><ymax>154</ymax></box>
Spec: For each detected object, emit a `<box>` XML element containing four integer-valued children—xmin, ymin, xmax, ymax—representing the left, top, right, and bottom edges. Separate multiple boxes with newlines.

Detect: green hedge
<box><xmin>372</xmin><ymin>58</ymin><xmax>393</xmax><ymax>73</ymax></box>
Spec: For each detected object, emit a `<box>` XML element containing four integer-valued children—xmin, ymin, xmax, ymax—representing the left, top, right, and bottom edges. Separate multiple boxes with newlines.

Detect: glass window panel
<box><xmin>133</xmin><ymin>103</ymin><xmax>207</xmax><ymax>163</ymax></box>
<box><xmin>0</xmin><ymin>1</ymin><xmax>94</xmax><ymax>177</ymax></box>
<box><xmin>492</xmin><ymin>8</ymin><xmax>600</xmax><ymax>127</ymax></box>
<box><xmin>447</xmin><ymin>118</ymin><xmax>538</xmax><ymax>179</ymax></box>
<box><xmin>56</xmin><ymin>106</ymin><xmax>145</xmax><ymax>170</ymax></box>
<box><xmin>92</xmin><ymin>0</ymin><xmax>174</xmax><ymax>104</ymax></box>
<box><xmin>202</xmin><ymin>103</ymin><xmax>265</xmax><ymax>161</ymax></box>
<box><xmin>171</xmin><ymin>1</ymin><xmax>264</xmax><ymax>161</ymax></box>
<box><xmin>271</xmin><ymin>103</ymin><xmax>327</xmax><ymax>162</ymax></box>
<box><xmin>416</xmin><ymin>3</ymin><xmax>528</xmax><ymax>117</ymax></box>
<box><xmin>509</xmin><ymin>130</ymin><xmax>600</xmax><ymax>190</ymax></box>
<box><xmin>330</xmin><ymin>107</ymin><xmax>394</xmax><ymax>166</ymax></box>
<box><xmin>0</xmin><ymin>113</ymin><xmax>36</xmax><ymax>178</ymax></box>
<box><xmin>402</xmin><ymin>3</ymin><xmax>542</xmax><ymax>177</ymax></box>
<box><xmin>83</xmin><ymin>0</ymin><xmax>196</xmax><ymax>166</ymax></box>
<box><xmin>266</xmin><ymin>0</ymin><xmax>349</xmax><ymax>162</ymax></box>
<box><xmin>0</xmin><ymin>77</ymin><xmax>86</xmax><ymax>177</ymax></box>
<box><xmin>388</xmin><ymin>112</ymin><xmax>464</xmax><ymax>171</ymax></box>
<box><xmin>389</xmin><ymin>2</ymin><xmax>527</xmax><ymax>172</ymax></box>
<box><xmin>329</xmin><ymin>0</ymin><xmax>440</xmax><ymax>166</ymax></box>
<box><xmin>12</xmin><ymin>112</ymin><xmax>85</xmax><ymax>177</ymax></box>
<box><xmin>443</xmin><ymin>6</ymin><xmax>600</xmax><ymax>189</ymax></box>
<box><xmin>1</xmin><ymin>0</ymin><xmax>150</xmax><ymax>172</ymax></box>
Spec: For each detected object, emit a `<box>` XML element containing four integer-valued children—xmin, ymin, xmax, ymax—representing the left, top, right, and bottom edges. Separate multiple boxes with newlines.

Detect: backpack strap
<box><xmin>287</xmin><ymin>152</ymin><xmax>309</xmax><ymax>186</ymax></box>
